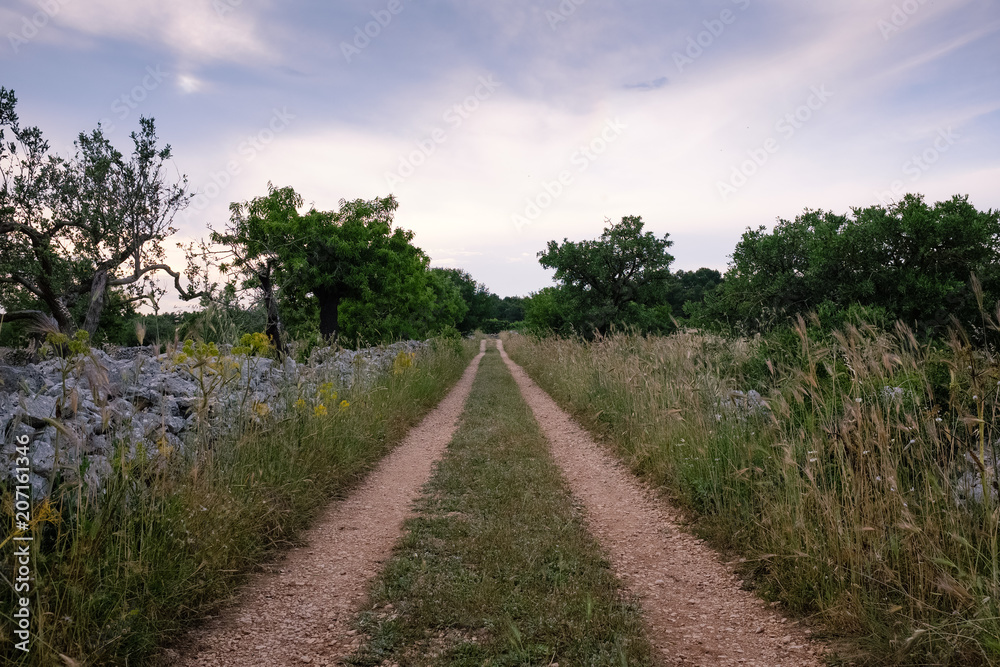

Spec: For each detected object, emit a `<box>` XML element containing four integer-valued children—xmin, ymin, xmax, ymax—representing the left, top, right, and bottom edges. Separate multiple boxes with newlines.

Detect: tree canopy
<box><xmin>209</xmin><ymin>184</ymin><xmax>303</xmax><ymax>354</ymax></box>
<box><xmin>0</xmin><ymin>87</ymin><xmax>199</xmax><ymax>337</ymax></box>
<box><xmin>211</xmin><ymin>186</ymin><xmax>468</xmax><ymax>346</ymax></box>
<box><xmin>430</xmin><ymin>268</ymin><xmax>524</xmax><ymax>334</ymax></box>
<box><xmin>694</xmin><ymin>194</ymin><xmax>1000</xmax><ymax>335</ymax></box>
<box><xmin>283</xmin><ymin>195</ymin><xmax>429</xmax><ymax>342</ymax></box>
<box><xmin>531</xmin><ymin>215</ymin><xmax>676</xmax><ymax>335</ymax></box>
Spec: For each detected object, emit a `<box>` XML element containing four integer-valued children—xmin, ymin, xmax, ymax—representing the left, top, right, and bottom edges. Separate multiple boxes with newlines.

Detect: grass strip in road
<box><xmin>347</xmin><ymin>347</ymin><xmax>654</xmax><ymax>666</ymax></box>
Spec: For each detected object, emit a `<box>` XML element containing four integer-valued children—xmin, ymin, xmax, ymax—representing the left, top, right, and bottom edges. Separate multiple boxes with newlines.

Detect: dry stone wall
<box><xmin>0</xmin><ymin>341</ymin><xmax>425</xmax><ymax>498</ymax></box>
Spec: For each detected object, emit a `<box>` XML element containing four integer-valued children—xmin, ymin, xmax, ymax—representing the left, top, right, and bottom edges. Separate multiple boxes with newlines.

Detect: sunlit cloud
<box><xmin>2</xmin><ymin>0</ymin><xmax>273</xmax><ymax>64</ymax></box>
<box><xmin>176</xmin><ymin>74</ymin><xmax>203</xmax><ymax>94</ymax></box>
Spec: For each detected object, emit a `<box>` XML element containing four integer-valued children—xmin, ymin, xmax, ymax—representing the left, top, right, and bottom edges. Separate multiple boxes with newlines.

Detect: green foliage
<box><xmin>526</xmin><ymin>215</ymin><xmax>717</xmax><ymax>336</ymax></box>
<box><xmin>506</xmin><ymin>324</ymin><xmax>1000</xmax><ymax>665</ymax></box>
<box><xmin>430</xmin><ymin>268</ymin><xmax>525</xmax><ymax>333</ymax></box>
<box><xmin>536</xmin><ymin>215</ymin><xmax>675</xmax><ymax>336</ymax></box>
<box><xmin>213</xmin><ymin>185</ymin><xmax>303</xmax><ymax>280</ymax></box>
<box><xmin>423</xmin><ymin>268</ymin><xmax>468</xmax><ymax>332</ymax></box>
<box><xmin>44</xmin><ymin>329</ymin><xmax>91</xmax><ymax>357</ymax></box>
<box><xmin>476</xmin><ymin>317</ymin><xmax>507</xmax><ymax>334</ymax></box>
<box><xmin>175</xmin><ymin>338</ymin><xmax>220</xmax><ymax>364</ymax></box>
<box><xmin>696</xmin><ymin>194</ymin><xmax>1000</xmax><ymax>337</ymax></box>
<box><xmin>435</xmin><ymin>323</ymin><xmax>462</xmax><ymax>340</ymax></box>
<box><xmin>333</xmin><ymin>235</ymin><xmax>450</xmax><ymax>344</ymax></box>
<box><xmin>432</xmin><ymin>268</ymin><xmax>488</xmax><ymax>332</ymax></box>
<box><xmin>1</xmin><ymin>287</ymin><xmax>142</xmax><ymax>348</ymax></box>
<box><xmin>430</xmin><ymin>329</ymin><xmax>465</xmax><ymax>357</ymax></box>
<box><xmin>232</xmin><ymin>332</ymin><xmax>274</xmax><ymax>357</ymax></box>
<box><xmin>500</xmin><ymin>295</ymin><xmax>525</xmax><ymax>320</ymax></box>
<box><xmin>210</xmin><ymin>183</ymin><xmax>303</xmax><ymax>353</ymax></box>
<box><xmin>523</xmin><ymin>286</ymin><xmax>576</xmax><ymax>335</ymax></box>
<box><xmin>281</xmin><ymin>194</ymin><xmax>421</xmax><ymax>342</ymax></box>
<box><xmin>671</xmin><ymin>267</ymin><xmax>723</xmax><ymax>316</ymax></box>
<box><xmin>133</xmin><ymin>312</ymin><xmax>183</xmax><ymax>348</ymax></box>
<box><xmin>212</xmin><ymin>186</ymin><xmax>469</xmax><ymax>347</ymax></box>
<box><xmin>177</xmin><ymin>292</ymin><xmax>267</xmax><ymax>346</ymax></box>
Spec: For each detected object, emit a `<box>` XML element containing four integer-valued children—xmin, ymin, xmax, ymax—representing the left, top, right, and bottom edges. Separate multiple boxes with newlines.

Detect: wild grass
<box><xmin>504</xmin><ymin>320</ymin><xmax>1000</xmax><ymax>665</ymax></box>
<box><xmin>0</xmin><ymin>337</ymin><xmax>476</xmax><ymax>665</ymax></box>
<box><xmin>348</xmin><ymin>347</ymin><xmax>654</xmax><ymax>666</ymax></box>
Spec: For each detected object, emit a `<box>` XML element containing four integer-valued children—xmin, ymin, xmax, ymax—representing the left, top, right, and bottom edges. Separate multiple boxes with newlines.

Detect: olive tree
<box><xmin>0</xmin><ymin>88</ymin><xmax>201</xmax><ymax>336</ymax></box>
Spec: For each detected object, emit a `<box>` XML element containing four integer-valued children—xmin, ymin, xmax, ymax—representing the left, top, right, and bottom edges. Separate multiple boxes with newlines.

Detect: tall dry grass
<box><xmin>505</xmin><ymin>321</ymin><xmax>1000</xmax><ymax>664</ymax></box>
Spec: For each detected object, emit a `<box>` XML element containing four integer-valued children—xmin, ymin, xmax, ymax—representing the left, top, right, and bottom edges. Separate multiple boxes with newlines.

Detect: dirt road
<box><xmin>498</xmin><ymin>340</ymin><xmax>823</xmax><ymax>667</ymax></box>
<box><xmin>175</xmin><ymin>338</ymin><xmax>824</xmax><ymax>666</ymax></box>
<box><xmin>171</xmin><ymin>340</ymin><xmax>487</xmax><ymax>666</ymax></box>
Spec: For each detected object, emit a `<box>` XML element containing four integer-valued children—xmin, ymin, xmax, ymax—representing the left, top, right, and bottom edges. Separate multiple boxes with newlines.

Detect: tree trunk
<box><xmin>82</xmin><ymin>268</ymin><xmax>109</xmax><ymax>337</ymax></box>
<box><xmin>53</xmin><ymin>298</ymin><xmax>75</xmax><ymax>334</ymax></box>
<box><xmin>29</xmin><ymin>271</ymin><xmax>76</xmax><ymax>334</ymax></box>
<box><xmin>316</xmin><ymin>287</ymin><xmax>341</xmax><ymax>343</ymax></box>
<box><xmin>258</xmin><ymin>267</ymin><xmax>287</xmax><ymax>357</ymax></box>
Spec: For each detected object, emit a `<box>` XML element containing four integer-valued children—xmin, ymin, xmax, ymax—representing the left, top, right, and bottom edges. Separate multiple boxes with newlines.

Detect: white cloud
<box><xmin>176</xmin><ymin>73</ymin><xmax>203</xmax><ymax>94</ymax></box>
<box><xmin>15</xmin><ymin>0</ymin><xmax>273</xmax><ymax>65</ymax></box>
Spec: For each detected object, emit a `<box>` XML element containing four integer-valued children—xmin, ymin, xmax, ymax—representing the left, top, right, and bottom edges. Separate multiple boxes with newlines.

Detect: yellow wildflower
<box><xmin>339</xmin><ymin>400</ymin><xmax>350</xmax><ymax>411</ymax></box>
<box><xmin>393</xmin><ymin>350</ymin><xmax>416</xmax><ymax>374</ymax></box>
<box><xmin>156</xmin><ymin>434</ymin><xmax>174</xmax><ymax>458</ymax></box>
<box><xmin>0</xmin><ymin>498</ymin><xmax>61</xmax><ymax>550</ymax></box>
<box><xmin>234</xmin><ymin>332</ymin><xmax>273</xmax><ymax>357</ymax></box>
<box><xmin>317</xmin><ymin>382</ymin><xmax>338</xmax><ymax>405</ymax></box>
<box><xmin>314</xmin><ymin>404</ymin><xmax>328</xmax><ymax>417</ymax></box>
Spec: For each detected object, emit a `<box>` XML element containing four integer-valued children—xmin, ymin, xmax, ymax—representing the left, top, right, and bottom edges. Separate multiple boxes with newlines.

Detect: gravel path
<box><xmin>498</xmin><ymin>340</ymin><xmax>825</xmax><ymax>667</ymax></box>
<box><xmin>169</xmin><ymin>341</ymin><xmax>487</xmax><ymax>666</ymax></box>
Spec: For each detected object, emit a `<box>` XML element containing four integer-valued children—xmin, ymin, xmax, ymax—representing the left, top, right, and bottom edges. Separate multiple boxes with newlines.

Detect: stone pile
<box><xmin>718</xmin><ymin>389</ymin><xmax>770</xmax><ymax>419</ymax></box>
<box><xmin>0</xmin><ymin>340</ymin><xmax>426</xmax><ymax>498</ymax></box>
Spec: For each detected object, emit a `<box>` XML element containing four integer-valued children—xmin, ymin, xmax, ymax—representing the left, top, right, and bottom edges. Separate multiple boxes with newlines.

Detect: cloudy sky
<box><xmin>2</xmin><ymin>0</ymin><xmax>998</xmax><ymax>305</ymax></box>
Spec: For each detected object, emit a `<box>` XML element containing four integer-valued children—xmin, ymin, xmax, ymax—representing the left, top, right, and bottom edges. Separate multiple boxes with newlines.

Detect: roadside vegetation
<box><xmin>0</xmin><ymin>337</ymin><xmax>476</xmax><ymax>665</ymax></box>
<box><xmin>505</xmin><ymin>318</ymin><xmax>1000</xmax><ymax>665</ymax></box>
<box><xmin>0</xmin><ymin>84</ymin><xmax>506</xmax><ymax>665</ymax></box>
<box><xmin>0</xmin><ymin>88</ymin><xmax>523</xmax><ymax>351</ymax></box>
<box><xmin>348</xmin><ymin>348</ymin><xmax>654</xmax><ymax>666</ymax></box>
<box><xmin>520</xmin><ymin>194</ymin><xmax>999</xmax><ymax>341</ymax></box>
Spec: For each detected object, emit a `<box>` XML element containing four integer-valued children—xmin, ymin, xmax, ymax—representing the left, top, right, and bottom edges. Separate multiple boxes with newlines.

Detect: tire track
<box><xmin>169</xmin><ymin>340</ymin><xmax>487</xmax><ymax>666</ymax></box>
<box><xmin>498</xmin><ymin>340</ymin><xmax>823</xmax><ymax>667</ymax></box>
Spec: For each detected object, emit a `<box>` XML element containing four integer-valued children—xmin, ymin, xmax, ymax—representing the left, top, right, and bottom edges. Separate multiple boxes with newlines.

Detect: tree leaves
<box><xmin>534</xmin><ymin>215</ymin><xmax>676</xmax><ymax>335</ymax></box>
<box><xmin>698</xmin><ymin>194</ymin><xmax>1000</xmax><ymax>336</ymax></box>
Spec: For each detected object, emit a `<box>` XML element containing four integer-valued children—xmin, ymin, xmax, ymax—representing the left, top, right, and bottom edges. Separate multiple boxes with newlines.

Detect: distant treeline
<box><xmin>522</xmin><ymin>194</ymin><xmax>1000</xmax><ymax>340</ymax></box>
